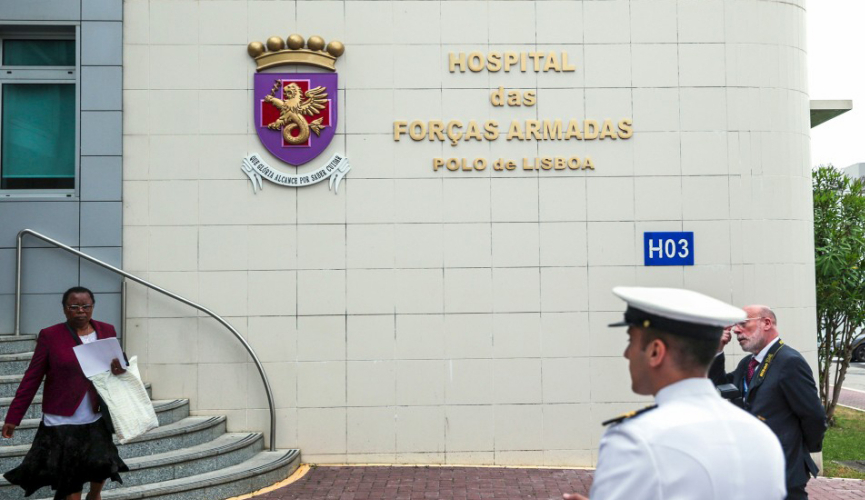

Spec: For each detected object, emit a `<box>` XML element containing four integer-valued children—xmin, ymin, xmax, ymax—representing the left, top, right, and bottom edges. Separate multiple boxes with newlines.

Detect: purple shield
<box><xmin>253</xmin><ymin>73</ymin><xmax>338</xmax><ymax>166</ymax></box>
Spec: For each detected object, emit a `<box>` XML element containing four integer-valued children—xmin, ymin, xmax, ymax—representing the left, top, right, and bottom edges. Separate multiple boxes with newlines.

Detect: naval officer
<box><xmin>564</xmin><ymin>287</ymin><xmax>786</xmax><ymax>500</ymax></box>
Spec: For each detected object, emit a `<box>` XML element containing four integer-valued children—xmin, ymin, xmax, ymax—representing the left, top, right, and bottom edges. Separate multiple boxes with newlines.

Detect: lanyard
<box><xmin>743</xmin><ymin>339</ymin><xmax>785</xmax><ymax>400</ymax></box>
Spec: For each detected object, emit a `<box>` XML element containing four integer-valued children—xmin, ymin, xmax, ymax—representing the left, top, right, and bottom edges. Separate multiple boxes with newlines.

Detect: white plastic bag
<box><xmin>88</xmin><ymin>356</ymin><xmax>158</xmax><ymax>443</ymax></box>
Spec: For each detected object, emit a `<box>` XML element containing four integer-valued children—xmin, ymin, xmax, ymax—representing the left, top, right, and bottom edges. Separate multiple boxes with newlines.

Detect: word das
<box><xmin>491</xmin><ymin>87</ymin><xmax>535</xmax><ymax>107</ymax></box>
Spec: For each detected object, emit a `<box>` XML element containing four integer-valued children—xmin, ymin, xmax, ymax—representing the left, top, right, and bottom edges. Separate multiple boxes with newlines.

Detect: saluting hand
<box><xmin>110</xmin><ymin>358</ymin><xmax>126</xmax><ymax>376</ymax></box>
<box><xmin>718</xmin><ymin>326</ymin><xmax>733</xmax><ymax>352</ymax></box>
<box><xmin>2</xmin><ymin>423</ymin><xmax>16</xmax><ymax>438</ymax></box>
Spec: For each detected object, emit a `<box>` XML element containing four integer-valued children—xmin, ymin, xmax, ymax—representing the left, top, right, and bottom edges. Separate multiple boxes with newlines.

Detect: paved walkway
<box><xmin>839</xmin><ymin>386</ymin><xmax>865</xmax><ymax>409</ymax></box>
<box><xmin>251</xmin><ymin>387</ymin><xmax>865</xmax><ymax>500</ymax></box>
<box><xmin>258</xmin><ymin>467</ymin><xmax>593</xmax><ymax>500</ymax></box>
<box><xmin>253</xmin><ymin>465</ymin><xmax>865</xmax><ymax>500</ymax></box>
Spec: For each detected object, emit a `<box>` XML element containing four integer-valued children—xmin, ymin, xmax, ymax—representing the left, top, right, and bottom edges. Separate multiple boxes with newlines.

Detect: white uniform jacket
<box><xmin>590</xmin><ymin>378</ymin><xmax>786</xmax><ymax>500</ymax></box>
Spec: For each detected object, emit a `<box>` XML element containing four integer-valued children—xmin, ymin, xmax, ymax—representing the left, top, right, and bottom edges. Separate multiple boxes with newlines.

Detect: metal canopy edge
<box><xmin>810</xmin><ymin>99</ymin><xmax>853</xmax><ymax>128</ymax></box>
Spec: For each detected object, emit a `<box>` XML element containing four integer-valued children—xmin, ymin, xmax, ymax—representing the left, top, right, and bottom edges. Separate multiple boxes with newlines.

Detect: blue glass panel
<box><xmin>2</xmin><ymin>84</ymin><xmax>76</xmax><ymax>188</ymax></box>
<box><xmin>3</xmin><ymin>40</ymin><xmax>75</xmax><ymax>66</ymax></box>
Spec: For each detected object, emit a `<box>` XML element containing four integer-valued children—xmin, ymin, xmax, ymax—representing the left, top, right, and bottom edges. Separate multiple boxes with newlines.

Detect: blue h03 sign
<box><xmin>643</xmin><ymin>232</ymin><xmax>694</xmax><ymax>266</ymax></box>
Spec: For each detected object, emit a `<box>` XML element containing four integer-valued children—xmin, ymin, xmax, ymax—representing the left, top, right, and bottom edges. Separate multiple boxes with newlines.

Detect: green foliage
<box><xmin>814</xmin><ymin>165</ymin><xmax>865</xmax><ymax>423</ymax></box>
<box><xmin>822</xmin><ymin>406</ymin><xmax>865</xmax><ymax>479</ymax></box>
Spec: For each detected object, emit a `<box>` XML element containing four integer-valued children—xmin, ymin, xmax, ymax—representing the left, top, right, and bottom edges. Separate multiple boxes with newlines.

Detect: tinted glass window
<box><xmin>1</xmin><ymin>84</ymin><xmax>75</xmax><ymax>189</ymax></box>
<box><xmin>3</xmin><ymin>39</ymin><xmax>75</xmax><ymax>66</ymax></box>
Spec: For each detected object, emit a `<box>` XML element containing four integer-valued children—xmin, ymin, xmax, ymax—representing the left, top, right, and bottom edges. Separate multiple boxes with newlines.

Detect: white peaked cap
<box><xmin>610</xmin><ymin>287</ymin><xmax>746</xmax><ymax>338</ymax></box>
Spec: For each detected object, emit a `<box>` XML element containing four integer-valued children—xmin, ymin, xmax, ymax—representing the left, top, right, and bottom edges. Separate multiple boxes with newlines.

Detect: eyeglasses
<box><xmin>66</xmin><ymin>304</ymin><xmax>93</xmax><ymax>312</ymax></box>
<box><xmin>731</xmin><ymin>317</ymin><xmax>767</xmax><ymax>329</ymax></box>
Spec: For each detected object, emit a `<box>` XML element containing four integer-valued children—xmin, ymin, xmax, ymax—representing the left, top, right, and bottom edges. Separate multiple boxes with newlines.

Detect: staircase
<box><xmin>0</xmin><ymin>335</ymin><xmax>300</xmax><ymax>500</ymax></box>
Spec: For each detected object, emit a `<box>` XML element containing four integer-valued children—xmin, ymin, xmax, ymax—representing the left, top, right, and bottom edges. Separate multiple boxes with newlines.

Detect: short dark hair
<box><xmin>62</xmin><ymin>286</ymin><xmax>95</xmax><ymax>306</ymax></box>
<box><xmin>639</xmin><ymin>327</ymin><xmax>718</xmax><ymax>371</ymax></box>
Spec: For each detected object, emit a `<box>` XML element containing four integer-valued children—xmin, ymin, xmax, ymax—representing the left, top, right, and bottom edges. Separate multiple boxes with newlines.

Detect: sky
<box><xmin>808</xmin><ymin>1</ymin><xmax>864</xmax><ymax>169</ymax></box>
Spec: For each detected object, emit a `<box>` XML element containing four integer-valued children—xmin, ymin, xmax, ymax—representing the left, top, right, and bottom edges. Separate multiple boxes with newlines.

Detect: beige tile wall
<box><xmin>123</xmin><ymin>0</ymin><xmax>814</xmax><ymax>466</ymax></box>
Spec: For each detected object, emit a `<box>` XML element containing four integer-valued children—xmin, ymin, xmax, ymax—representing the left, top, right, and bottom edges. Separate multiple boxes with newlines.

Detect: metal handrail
<box><xmin>13</xmin><ymin>229</ymin><xmax>277</xmax><ymax>451</ymax></box>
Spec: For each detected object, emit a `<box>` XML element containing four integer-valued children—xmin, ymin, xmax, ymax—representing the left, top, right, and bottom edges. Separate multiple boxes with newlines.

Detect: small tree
<box><xmin>813</xmin><ymin>165</ymin><xmax>865</xmax><ymax>425</ymax></box>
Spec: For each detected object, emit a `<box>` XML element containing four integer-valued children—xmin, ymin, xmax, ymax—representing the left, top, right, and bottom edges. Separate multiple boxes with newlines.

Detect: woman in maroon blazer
<box><xmin>2</xmin><ymin>287</ymin><xmax>128</xmax><ymax>500</ymax></box>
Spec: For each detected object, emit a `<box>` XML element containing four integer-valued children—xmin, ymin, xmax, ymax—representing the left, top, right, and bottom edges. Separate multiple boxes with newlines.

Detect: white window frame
<box><xmin>0</xmin><ymin>23</ymin><xmax>79</xmax><ymax>200</ymax></box>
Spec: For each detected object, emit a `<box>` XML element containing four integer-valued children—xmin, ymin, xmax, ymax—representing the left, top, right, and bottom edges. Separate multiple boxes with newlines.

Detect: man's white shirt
<box><xmin>589</xmin><ymin>378</ymin><xmax>786</xmax><ymax>500</ymax></box>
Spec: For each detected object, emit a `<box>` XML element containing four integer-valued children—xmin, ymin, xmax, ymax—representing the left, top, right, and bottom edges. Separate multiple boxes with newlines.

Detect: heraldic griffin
<box><xmin>264</xmin><ymin>81</ymin><xmax>328</xmax><ymax>144</ymax></box>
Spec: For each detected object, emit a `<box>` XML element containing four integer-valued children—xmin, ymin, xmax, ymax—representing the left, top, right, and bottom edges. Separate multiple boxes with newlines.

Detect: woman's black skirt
<box><xmin>3</xmin><ymin>418</ymin><xmax>128</xmax><ymax>499</ymax></box>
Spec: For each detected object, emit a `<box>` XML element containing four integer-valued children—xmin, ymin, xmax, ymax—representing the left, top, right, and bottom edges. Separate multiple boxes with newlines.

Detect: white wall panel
<box><xmin>123</xmin><ymin>0</ymin><xmax>817</xmax><ymax>468</ymax></box>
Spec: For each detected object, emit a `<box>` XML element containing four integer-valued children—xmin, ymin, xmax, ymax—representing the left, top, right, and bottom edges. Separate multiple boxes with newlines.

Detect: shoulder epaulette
<box><xmin>602</xmin><ymin>404</ymin><xmax>658</xmax><ymax>427</ymax></box>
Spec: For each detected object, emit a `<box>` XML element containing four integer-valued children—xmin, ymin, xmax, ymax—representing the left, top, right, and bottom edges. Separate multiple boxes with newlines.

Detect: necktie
<box><xmin>746</xmin><ymin>357</ymin><xmax>759</xmax><ymax>383</ymax></box>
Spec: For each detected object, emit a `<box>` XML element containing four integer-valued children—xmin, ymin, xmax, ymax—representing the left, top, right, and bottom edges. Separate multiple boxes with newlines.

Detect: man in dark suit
<box><xmin>711</xmin><ymin>305</ymin><xmax>826</xmax><ymax>500</ymax></box>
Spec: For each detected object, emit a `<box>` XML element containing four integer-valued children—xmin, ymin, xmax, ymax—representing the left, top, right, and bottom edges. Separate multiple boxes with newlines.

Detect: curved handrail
<box><xmin>13</xmin><ymin>229</ymin><xmax>277</xmax><ymax>451</ymax></box>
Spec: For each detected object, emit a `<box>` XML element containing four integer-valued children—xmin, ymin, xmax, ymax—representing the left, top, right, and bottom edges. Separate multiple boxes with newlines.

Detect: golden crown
<box><xmin>247</xmin><ymin>34</ymin><xmax>344</xmax><ymax>72</ymax></box>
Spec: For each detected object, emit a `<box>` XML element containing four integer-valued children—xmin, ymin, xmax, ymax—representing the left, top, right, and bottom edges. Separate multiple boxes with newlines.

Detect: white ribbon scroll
<box><xmin>241</xmin><ymin>153</ymin><xmax>351</xmax><ymax>194</ymax></box>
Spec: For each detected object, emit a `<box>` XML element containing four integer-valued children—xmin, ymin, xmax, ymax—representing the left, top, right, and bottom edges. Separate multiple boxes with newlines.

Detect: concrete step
<box><xmin>100</xmin><ymin>450</ymin><xmax>300</xmax><ymax>500</ymax></box>
<box><xmin>117</xmin><ymin>416</ymin><xmax>227</xmax><ymax>460</ymax></box>
<box><xmin>0</xmin><ymin>374</ymin><xmax>152</xmax><ymax>398</ymax></box>
<box><xmin>107</xmin><ymin>433</ymin><xmax>264</xmax><ymax>489</ymax></box>
<box><xmin>0</xmin><ymin>337</ymin><xmax>36</xmax><ymax>356</ymax></box>
<box><xmin>0</xmin><ymin>353</ymin><xmax>32</xmax><ymax>377</ymax></box>
<box><xmin>0</xmin><ymin>392</ymin><xmax>171</xmax><ymax>424</ymax></box>
<box><xmin>1</xmin><ymin>399</ymin><xmax>185</xmax><ymax>446</ymax></box>
<box><xmin>150</xmin><ymin>398</ymin><xmax>187</xmax><ymax>426</ymax></box>
<box><xmin>2</xmin><ymin>449</ymin><xmax>299</xmax><ymax>500</ymax></box>
<box><xmin>0</xmin><ymin>433</ymin><xmax>265</xmax><ymax>497</ymax></box>
<box><xmin>0</xmin><ymin>416</ymin><xmax>227</xmax><ymax>472</ymax></box>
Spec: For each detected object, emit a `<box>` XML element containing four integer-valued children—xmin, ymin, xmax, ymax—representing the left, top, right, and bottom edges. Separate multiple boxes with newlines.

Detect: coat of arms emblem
<box><xmin>243</xmin><ymin>35</ymin><xmax>350</xmax><ymax>194</ymax></box>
